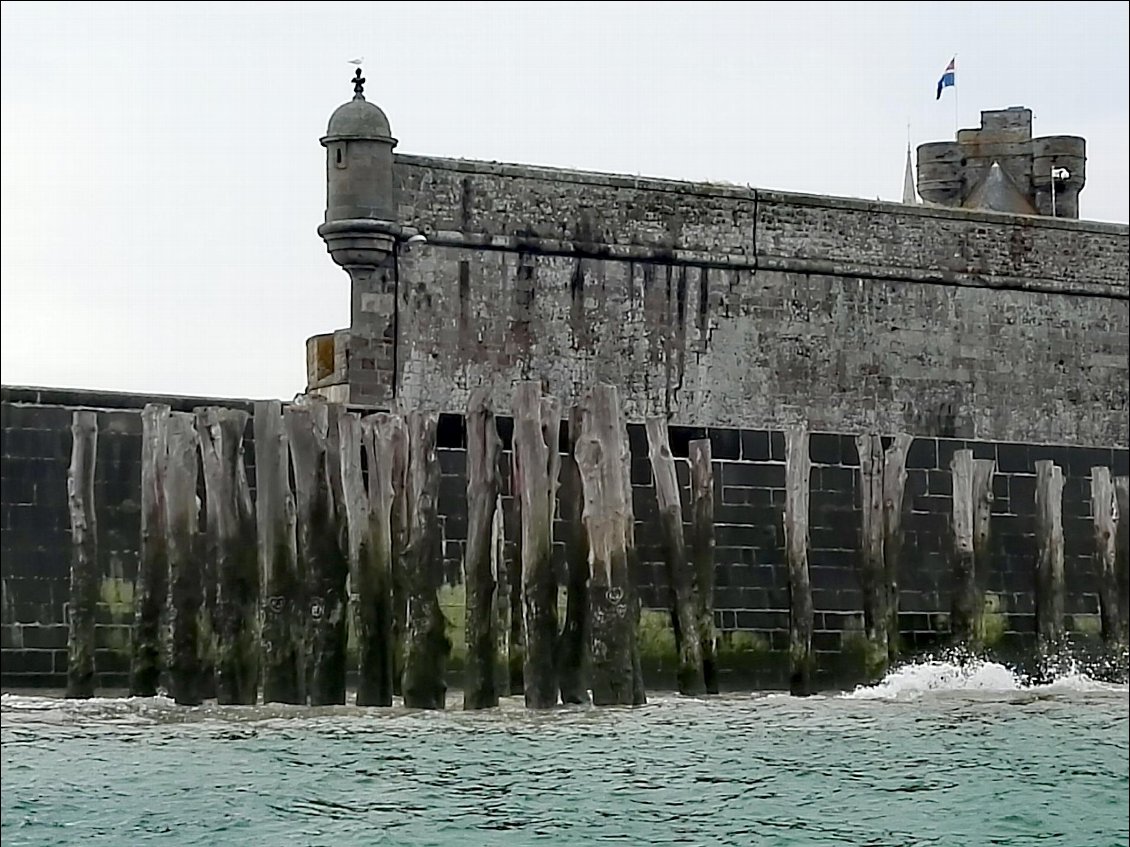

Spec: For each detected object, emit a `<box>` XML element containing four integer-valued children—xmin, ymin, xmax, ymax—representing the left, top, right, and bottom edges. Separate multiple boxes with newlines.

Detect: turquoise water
<box><xmin>2</xmin><ymin>661</ymin><xmax>1127</xmax><ymax>847</ymax></box>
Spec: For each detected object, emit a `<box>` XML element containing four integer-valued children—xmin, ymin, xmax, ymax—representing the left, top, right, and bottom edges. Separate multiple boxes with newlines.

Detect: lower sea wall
<box><xmin>2</xmin><ymin>386</ymin><xmax>1126</xmax><ymax>691</ymax></box>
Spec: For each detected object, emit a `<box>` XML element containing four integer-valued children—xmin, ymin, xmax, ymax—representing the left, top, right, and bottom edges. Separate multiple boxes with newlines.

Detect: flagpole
<box><xmin>953</xmin><ymin>53</ymin><xmax>959</xmax><ymax>135</ymax></box>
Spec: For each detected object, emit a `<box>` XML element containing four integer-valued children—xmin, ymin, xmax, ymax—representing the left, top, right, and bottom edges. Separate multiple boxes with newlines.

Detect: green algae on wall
<box><xmin>638</xmin><ymin>609</ymin><xmax>678</xmax><ymax>671</ymax></box>
<box><xmin>439</xmin><ymin>583</ymin><xmax>467</xmax><ymax>674</ymax></box>
<box><xmin>98</xmin><ymin>577</ymin><xmax>135</xmax><ymax>655</ymax></box>
<box><xmin>842</xmin><ymin>633</ymin><xmax>887</xmax><ymax>684</ymax></box>
<box><xmin>981</xmin><ymin>593</ymin><xmax>1005</xmax><ymax>648</ymax></box>
<box><xmin>99</xmin><ymin>577</ymin><xmax>134</xmax><ymax>621</ymax></box>
<box><xmin>717</xmin><ymin>630</ymin><xmax>770</xmax><ymax>669</ymax></box>
<box><xmin>1070</xmin><ymin>614</ymin><xmax>1102</xmax><ymax>637</ymax></box>
<box><xmin>557</xmin><ymin>605</ymin><xmax>779</xmax><ymax>688</ymax></box>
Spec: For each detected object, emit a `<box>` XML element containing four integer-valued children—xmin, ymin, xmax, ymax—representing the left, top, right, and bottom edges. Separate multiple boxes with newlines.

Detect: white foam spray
<box><xmin>841</xmin><ymin>655</ymin><xmax>1128</xmax><ymax>701</ymax></box>
<box><xmin>842</xmin><ymin>659</ymin><xmax>1021</xmax><ymax>700</ymax></box>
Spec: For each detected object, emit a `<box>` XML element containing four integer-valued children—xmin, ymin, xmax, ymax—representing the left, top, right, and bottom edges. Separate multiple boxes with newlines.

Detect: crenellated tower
<box><xmin>916</xmin><ymin>107</ymin><xmax>1086</xmax><ymax>218</ymax></box>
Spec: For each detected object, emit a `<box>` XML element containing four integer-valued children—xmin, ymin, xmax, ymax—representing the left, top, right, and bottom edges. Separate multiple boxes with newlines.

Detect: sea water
<box><xmin>2</xmin><ymin>659</ymin><xmax>1127</xmax><ymax>847</ymax></box>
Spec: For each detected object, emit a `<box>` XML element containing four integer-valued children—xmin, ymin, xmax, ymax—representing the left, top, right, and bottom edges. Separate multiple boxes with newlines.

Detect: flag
<box><xmin>936</xmin><ymin>57</ymin><xmax>955</xmax><ymax>100</ymax></box>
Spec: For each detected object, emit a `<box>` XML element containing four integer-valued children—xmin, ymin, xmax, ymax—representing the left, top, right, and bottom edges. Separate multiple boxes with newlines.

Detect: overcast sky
<box><xmin>2</xmin><ymin>1</ymin><xmax>1127</xmax><ymax>401</ymax></box>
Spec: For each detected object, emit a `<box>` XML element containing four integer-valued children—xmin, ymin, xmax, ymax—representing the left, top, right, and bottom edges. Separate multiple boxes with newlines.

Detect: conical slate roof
<box><xmin>902</xmin><ymin>146</ymin><xmax>918</xmax><ymax>204</ymax></box>
<box><xmin>962</xmin><ymin>161</ymin><xmax>1036</xmax><ymax>215</ymax></box>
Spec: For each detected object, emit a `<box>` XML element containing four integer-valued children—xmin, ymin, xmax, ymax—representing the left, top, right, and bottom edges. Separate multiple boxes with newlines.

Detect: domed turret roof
<box><xmin>325</xmin><ymin>98</ymin><xmax>391</xmax><ymax>140</ymax></box>
<box><xmin>322</xmin><ymin>68</ymin><xmax>393</xmax><ymax>141</ymax></box>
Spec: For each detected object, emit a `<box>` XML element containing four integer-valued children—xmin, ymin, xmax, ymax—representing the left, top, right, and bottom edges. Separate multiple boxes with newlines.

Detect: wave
<box><xmin>0</xmin><ymin>691</ymin><xmax>186</xmax><ymax>727</ymax></box>
<box><xmin>3</xmin><ymin>657</ymin><xmax>1125</xmax><ymax>722</ymax></box>
<box><xmin>841</xmin><ymin>655</ymin><xmax>1129</xmax><ymax>701</ymax></box>
<box><xmin>1</xmin><ymin>691</ymin><xmax>174</xmax><ymax>709</ymax></box>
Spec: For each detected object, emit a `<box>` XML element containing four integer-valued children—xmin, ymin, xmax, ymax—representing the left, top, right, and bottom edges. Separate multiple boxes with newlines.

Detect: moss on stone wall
<box><xmin>715</xmin><ymin>629</ymin><xmax>771</xmax><ymax>679</ymax></box>
<box><xmin>99</xmin><ymin>577</ymin><xmax>133</xmax><ymax>622</ymax></box>
<box><xmin>98</xmin><ymin>578</ymin><xmax>134</xmax><ymax>655</ymax></box>
<box><xmin>841</xmin><ymin>631</ymin><xmax>886</xmax><ymax>683</ymax></box>
<box><xmin>1070</xmin><ymin>614</ymin><xmax>1102</xmax><ymax>637</ymax></box>
<box><xmin>345</xmin><ymin>598</ymin><xmax>360</xmax><ymax>669</ymax></box>
<box><xmin>439</xmin><ymin>583</ymin><xmax>466</xmax><ymax>673</ymax></box>
<box><xmin>638</xmin><ymin>609</ymin><xmax>677</xmax><ymax>669</ymax></box>
<box><xmin>981</xmin><ymin>593</ymin><xmax>1005</xmax><ymax>648</ymax></box>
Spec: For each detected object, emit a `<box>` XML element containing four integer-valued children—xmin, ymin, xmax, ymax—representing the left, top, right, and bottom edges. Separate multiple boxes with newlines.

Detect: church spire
<box><xmin>902</xmin><ymin>144</ymin><xmax>918</xmax><ymax>205</ymax></box>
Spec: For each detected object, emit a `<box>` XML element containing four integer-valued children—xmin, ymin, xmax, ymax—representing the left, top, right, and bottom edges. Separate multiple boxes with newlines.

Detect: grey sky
<box><xmin>2</xmin><ymin>1</ymin><xmax>1127</xmax><ymax>401</ymax></box>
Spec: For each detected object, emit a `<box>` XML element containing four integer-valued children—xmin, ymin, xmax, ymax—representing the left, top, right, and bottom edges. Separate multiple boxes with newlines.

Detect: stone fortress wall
<box><xmin>334</xmin><ymin>152</ymin><xmax>1127</xmax><ymax>450</ymax></box>
<box><xmin>2</xmin><ymin>98</ymin><xmax>1128</xmax><ymax>690</ymax></box>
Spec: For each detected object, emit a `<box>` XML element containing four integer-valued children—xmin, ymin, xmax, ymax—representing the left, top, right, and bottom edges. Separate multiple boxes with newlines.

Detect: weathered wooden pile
<box><xmin>62</xmin><ymin>383</ymin><xmax>1129</xmax><ymax>705</ymax></box>
<box><xmin>64</xmin><ymin>383</ymin><xmax>711</xmax><ymax>707</ymax></box>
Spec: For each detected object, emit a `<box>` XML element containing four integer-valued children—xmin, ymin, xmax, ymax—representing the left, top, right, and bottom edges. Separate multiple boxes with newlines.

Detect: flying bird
<box><xmin>347</xmin><ymin>57</ymin><xmax>364</xmax><ymax>66</ymax></box>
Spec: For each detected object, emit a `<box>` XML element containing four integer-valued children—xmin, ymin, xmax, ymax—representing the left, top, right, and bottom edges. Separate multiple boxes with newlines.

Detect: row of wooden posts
<box><xmin>63</xmin><ymin>384</ymin><xmax>1128</xmax><ymax>704</ymax></box>
<box><xmin>64</xmin><ymin>384</ymin><xmax>716</xmax><ymax>707</ymax></box>
<box><xmin>850</xmin><ymin>438</ymin><xmax>1127</xmax><ymax>674</ymax></box>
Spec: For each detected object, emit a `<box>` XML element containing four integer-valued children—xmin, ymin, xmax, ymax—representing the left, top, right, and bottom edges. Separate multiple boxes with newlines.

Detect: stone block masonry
<box><xmin>345</xmin><ymin>155</ymin><xmax>1130</xmax><ymax>450</ymax></box>
<box><xmin>1</xmin><ymin>388</ymin><xmax>254</xmax><ymax>690</ymax></box>
<box><xmin>3</xmin><ymin>387</ymin><xmax>1126</xmax><ymax>690</ymax></box>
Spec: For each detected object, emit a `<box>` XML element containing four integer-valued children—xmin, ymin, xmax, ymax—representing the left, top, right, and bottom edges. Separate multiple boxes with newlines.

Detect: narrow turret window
<box><xmin>334</xmin><ymin>144</ymin><xmax>346</xmax><ymax>169</ymax></box>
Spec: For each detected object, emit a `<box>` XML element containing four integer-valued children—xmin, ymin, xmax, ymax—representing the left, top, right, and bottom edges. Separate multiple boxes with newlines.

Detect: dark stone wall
<box><xmin>1</xmin><ymin>388</ymin><xmax>254</xmax><ymax>689</ymax></box>
<box><xmin>2</xmin><ymin>402</ymin><xmax>142</xmax><ymax>687</ymax></box>
<box><xmin>4</xmin><ymin>387</ymin><xmax>1125</xmax><ymax>690</ymax></box>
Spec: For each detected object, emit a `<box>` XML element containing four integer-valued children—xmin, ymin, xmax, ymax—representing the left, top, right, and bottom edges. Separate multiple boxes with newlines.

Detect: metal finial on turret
<box><xmin>352</xmin><ymin>67</ymin><xmax>366</xmax><ymax>101</ymax></box>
